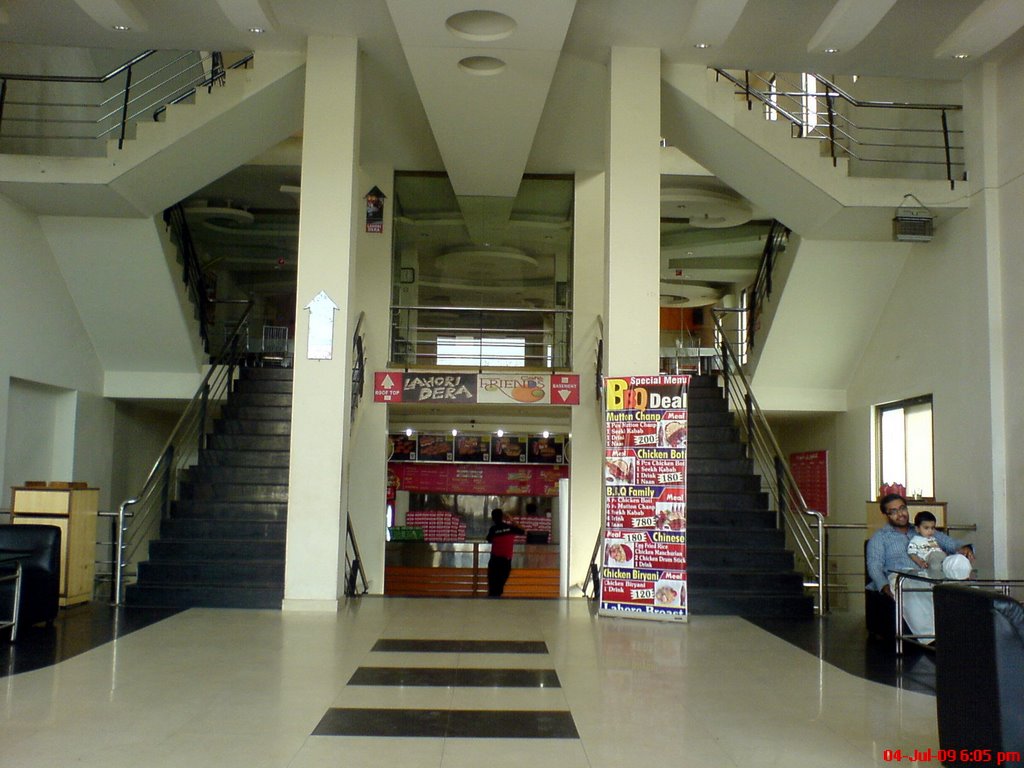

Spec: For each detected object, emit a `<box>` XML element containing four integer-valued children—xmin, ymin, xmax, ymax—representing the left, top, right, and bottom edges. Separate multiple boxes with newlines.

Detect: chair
<box><xmin>934</xmin><ymin>584</ymin><xmax>1024</xmax><ymax>767</ymax></box>
<box><xmin>0</xmin><ymin>524</ymin><xmax>62</xmax><ymax>640</ymax></box>
<box><xmin>864</xmin><ymin>540</ymin><xmax>909</xmax><ymax>640</ymax></box>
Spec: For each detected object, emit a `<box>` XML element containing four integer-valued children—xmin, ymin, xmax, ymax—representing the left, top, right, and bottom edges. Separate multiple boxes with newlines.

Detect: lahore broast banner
<box><xmin>374</xmin><ymin>372</ymin><xmax>580</xmax><ymax>405</ymax></box>
<box><xmin>600</xmin><ymin>375</ymin><xmax>689</xmax><ymax>622</ymax></box>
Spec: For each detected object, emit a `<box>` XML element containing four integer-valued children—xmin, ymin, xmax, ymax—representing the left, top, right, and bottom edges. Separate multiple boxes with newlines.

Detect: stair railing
<box><xmin>0</xmin><ymin>50</ymin><xmax>251</xmax><ymax>155</ymax></box>
<box><xmin>746</xmin><ymin>221</ymin><xmax>789</xmax><ymax>355</ymax></box>
<box><xmin>344</xmin><ymin>517</ymin><xmax>369</xmax><ymax>596</ymax></box>
<box><xmin>710</xmin><ymin>309</ymin><xmax>826</xmax><ymax>616</ymax></box>
<box><xmin>111</xmin><ymin>302</ymin><xmax>253</xmax><ymax>605</ymax></box>
<box><xmin>713</xmin><ymin>68</ymin><xmax>964</xmax><ymax>189</ymax></box>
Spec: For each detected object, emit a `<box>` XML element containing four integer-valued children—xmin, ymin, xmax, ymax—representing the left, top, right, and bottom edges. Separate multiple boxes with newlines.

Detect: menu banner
<box><xmin>600</xmin><ymin>375</ymin><xmax>689</xmax><ymax>622</ymax></box>
<box><xmin>388</xmin><ymin>462</ymin><xmax>569</xmax><ymax>497</ymax></box>
<box><xmin>374</xmin><ymin>372</ymin><xmax>580</xmax><ymax>405</ymax></box>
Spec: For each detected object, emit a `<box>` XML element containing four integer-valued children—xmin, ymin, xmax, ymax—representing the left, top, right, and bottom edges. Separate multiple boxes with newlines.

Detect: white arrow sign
<box><xmin>304</xmin><ymin>290</ymin><xmax>340</xmax><ymax>360</ymax></box>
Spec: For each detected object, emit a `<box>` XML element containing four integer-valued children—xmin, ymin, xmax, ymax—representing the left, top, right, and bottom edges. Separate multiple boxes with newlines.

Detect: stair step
<box><xmin>199</xmin><ymin>449</ymin><xmax>290</xmax><ymax>468</ymax></box>
<box><xmin>124</xmin><ymin>583</ymin><xmax>284</xmax><ymax>609</ymax></box>
<box><xmin>172</xmin><ymin>500</ymin><xmax>288</xmax><ymax>520</ymax></box>
<box><xmin>138</xmin><ymin>559</ymin><xmax>284</xmax><ymax>582</ymax></box>
<box><xmin>687</xmin><ymin>508</ymin><xmax>777</xmax><ymax>528</ymax></box>
<box><xmin>687</xmin><ymin>457</ymin><xmax>753</xmax><ymax>475</ymax></box>
<box><xmin>687</xmin><ymin>474</ymin><xmax>761</xmax><ymax>493</ymax></box>
<box><xmin>687</xmin><ymin>411</ymin><xmax>734</xmax><ymax>428</ymax></box>
<box><xmin>687</xmin><ymin>490</ymin><xmax>768</xmax><ymax>511</ymax></box>
<box><xmin>240</xmin><ymin>367</ymin><xmax>293</xmax><ymax>381</ymax></box>
<box><xmin>687</xmin><ymin>593</ymin><xmax>814</xmax><ymax>618</ymax></box>
<box><xmin>687</xmin><ymin>545</ymin><xmax>794</xmax><ymax>570</ymax></box>
<box><xmin>161</xmin><ymin>519</ymin><xmax>286</xmax><ymax>540</ymax></box>
<box><xmin>185</xmin><ymin>465</ymin><xmax>290</xmax><ymax>484</ymax></box>
<box><xmin>213</xmin><ymin>418</ymin><xmax>291</xmax><ymax>436</ymax></box>
<box><xmin>686</xmin><ymin>524</ymin><xmax>783</xmax><ymax>546</ymax></box>
<box><xmin>179</xmin><ymin>482</ymin><xmax>288</xmax><ymax>502</ymax></box>
<box><xmin>232</xmin><ymin>378</ymin><xmax>293</xmax><ymax>395</ymax></box>
<box><xmin>686</xmin><ymin>425</ymin><xmax>739</xmax><ymax>443</ymax></box>
<box><xmin>686</xmin><ymin>569</ymin><xmax>803</xmax><ymax>590</ymax></box>
<box><xmin>228</xmin><ymin>392</ymin><xmax>293</xmax><ymax>407</ymax></box>
<box><xmin>221</xmin><ymin>405</ymin><xmax>292</xmax><ymax>421</ymax></box>
<box><xmin>207</xmin><ymin>434</ymin><xmax>291</xmax><ymax>451</ymax></box>
<box><xmin>149</xmin><ymin>539</ymin><xmax>285</xmax><ymax>560</ymax></box>
<box><xmin>687</xmin><ymin>441</ymin><xmax>746</xmax><ymax>460</ymax></box>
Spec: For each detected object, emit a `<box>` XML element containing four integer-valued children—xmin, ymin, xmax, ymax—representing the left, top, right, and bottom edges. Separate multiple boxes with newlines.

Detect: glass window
<box><xmin>437</xmin><ymin>336</ymin><xmax>526</xmax><ymax>367</ymax></box>
<box><xmin>875</xmin><ymin>395</ymin><xmax>933</xmax><ymax>498</ymax></box>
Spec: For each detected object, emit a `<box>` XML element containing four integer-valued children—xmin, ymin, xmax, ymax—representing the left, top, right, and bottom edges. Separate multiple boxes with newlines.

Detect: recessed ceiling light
<box><xmin>249</xmin><ymin>27</ymin><xmax>264</xmax><ymax>34</ymax></box>
<box><xmin>824</xmin><ymin>47</ymin><xmax>840</xmax><ymax>54</ymax></box>
<box><xmin>694</xmin><ymin>42</ymin><xmax>710</xmax><ymax>49</ymax></box>
<box><xmin>954</xmin><ymin>53</ymin><xmax>970</xmax><ymax>59</ymax></box>
<box><xmin>458</xmin><ymin>55</ymin><xmax>506</xmax><ymax>76</ymax></box>
<box><xmin>112</xmin><ymin>24</ymin><xmax>130</xmax><ymax>31</ymax></box>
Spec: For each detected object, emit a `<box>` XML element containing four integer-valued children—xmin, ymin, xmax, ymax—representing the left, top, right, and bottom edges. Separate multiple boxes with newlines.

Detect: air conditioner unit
<box><xmin>893</xmin><ymin>195</ymin><xmax>933</xmax><ymax>242</ymax></box>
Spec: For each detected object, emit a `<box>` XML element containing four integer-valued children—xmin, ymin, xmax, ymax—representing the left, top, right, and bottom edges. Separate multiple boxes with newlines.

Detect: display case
<box><xmin>11</xmin><ymin>483</ymin><xmax>99</xmax><ymax>606</ymax></box>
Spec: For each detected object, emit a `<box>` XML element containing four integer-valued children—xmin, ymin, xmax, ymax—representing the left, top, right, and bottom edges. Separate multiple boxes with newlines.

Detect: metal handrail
<box><xmin>344</xmin><ymin>517</ymin><xmax>369</xmax><ymax>596</ymax></box>
<box><xmin>710</xmin><ymin>309</ymin><xmax>826</xmax><ymax>615</ymax></box>
<box><xmin>0</xmin><ymin>50</ymin><xmax>251</xmax><ymax>153</ymax></box>
<box><xmin>111</xmin><ymin>302</ymin><xmax>253</xmax><ymax>605</ymax></box>
<box><xmin>746</xmin><ymin>221</ymin><xmax>789</xmax><ymax>355</ymax></box>
<box><xmin>713</xmin><ymin>68</ymin><xmax>965</xmax><ymax>188</ymax></box>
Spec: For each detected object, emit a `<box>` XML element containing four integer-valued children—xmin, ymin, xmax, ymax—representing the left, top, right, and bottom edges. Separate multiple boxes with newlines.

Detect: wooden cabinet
<box><xmin>11</xmin><ymin>484</ymin><xmax>98</xmax><ymax>606</ymax></box>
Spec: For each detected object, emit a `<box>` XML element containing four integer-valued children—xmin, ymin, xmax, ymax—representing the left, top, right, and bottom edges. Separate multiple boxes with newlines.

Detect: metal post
<box><xmin>118</xmin><ymin>65</ymin><xmax>134</xmax><ymax>149</ymax></box>
<box><xmin>744</xmin><ymin>70</ymin><xmax>751</xmax><ymax>110</ymax></box>
<box><xmin>817</xmin><ymin>517</ymin><xmax>826</xmax><ymax>616</ymax></box>
<box><xmin>825</xmin><ymin>89</ymin><xmax>837</xmax><ymax>167</ymax></box>
<box><xmin>161</xmin><ymin>445</ymin><xmax>175</xmax><ymax>519</ymax></box>
<box><xmin>745</xmin><ymin>393</ymin><xmax>754</xmax><ymax>458</ymax></box>
<box><xmin>198</xmin><ymin>383</ymin><xmax>209</xmax><ymax>456</ymax></box>
<box><xmin>113</xmin><ymin>499</ymin><xmax>132</xmax><ymax>606</ymax></box>
<box><xmin>0</xmin><ymin>79</ymin><xmax>7</xmax><ymax>135</ymax></box>
<box><xmin>941</xmin><ymin>108</ymin><xmax>954</xmax><ymax>190</ymax></box>
<box><xmin>774</xmin><ymin>456</ymin><xmax>787</xmax><ymax>518</ymax></box>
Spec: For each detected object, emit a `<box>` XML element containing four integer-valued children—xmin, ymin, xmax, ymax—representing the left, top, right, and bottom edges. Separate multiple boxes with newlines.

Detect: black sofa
<box><xmin>934</xmin><ymin>584</ymin><xmax>1024</xmax><ymax>768</ymax></box>
<box><xmin>0</xmin><ymin>524</ymin><xmax>62</xmax><ymax>640</ymax></box>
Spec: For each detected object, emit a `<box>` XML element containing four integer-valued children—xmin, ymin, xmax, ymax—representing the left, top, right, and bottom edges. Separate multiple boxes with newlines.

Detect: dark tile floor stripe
<box><xmin>347</xmin><ymin>666</ymin><xmax>561</xmax><ymax>688</ymax></box>
<box><xmin>312</xmin><ymin>708</ymin><xmax>579</xmax><ymax>739</ymax></box>
<box><xmin>371</xmin><ymin>639</ymin><xmax>548</xmax><ymax>654</ymax></box>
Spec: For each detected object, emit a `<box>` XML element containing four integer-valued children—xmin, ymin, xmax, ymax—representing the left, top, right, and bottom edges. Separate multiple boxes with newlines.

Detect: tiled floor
<box><xmin>0</xmin><ymin>598</ymin><xmax>942</xmax><ymax>767</ymax></box>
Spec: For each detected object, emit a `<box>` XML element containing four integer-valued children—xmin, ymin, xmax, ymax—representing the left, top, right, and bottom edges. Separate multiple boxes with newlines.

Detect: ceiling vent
<box><xmin>892</xmin><ymin>194</ymin><xmax>933</xmax><ymax>242</ymax></box>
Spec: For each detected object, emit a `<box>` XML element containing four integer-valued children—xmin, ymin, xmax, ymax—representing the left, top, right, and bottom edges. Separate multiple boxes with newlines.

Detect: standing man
<box><xmin>866</xmin><ymin>493</ymin><xmax>975</xmax><ymax>640</ymax></box>
<box><xmin>486</xmin><ymin>509</ymin><xmax>525</xmax><ymax>597</ymax></box>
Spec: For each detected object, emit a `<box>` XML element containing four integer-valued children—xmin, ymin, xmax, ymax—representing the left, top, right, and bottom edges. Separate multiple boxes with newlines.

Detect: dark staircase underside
<box><xmin>686</xmin><ymin>374</ymin><xmax>813</xmax><ymax>618</ymax></box>
<box><xmin>124</xmin><ymin>366</ymin><xmax>291</xmax><ymax>609</ymax></box>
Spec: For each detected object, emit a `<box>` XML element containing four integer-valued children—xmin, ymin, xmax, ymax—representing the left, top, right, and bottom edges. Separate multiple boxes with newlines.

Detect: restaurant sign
<box><xmin>374</xmin><ymin>372</ymin><xmax>580</xmax><ymax>405</ymax></box>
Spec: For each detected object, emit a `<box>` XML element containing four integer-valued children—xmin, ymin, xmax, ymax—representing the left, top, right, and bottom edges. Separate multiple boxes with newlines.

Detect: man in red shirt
<box><xmin>485</xmin><ymin>509</ymin><xmax>525</xmax><ymax>597</ymax></box>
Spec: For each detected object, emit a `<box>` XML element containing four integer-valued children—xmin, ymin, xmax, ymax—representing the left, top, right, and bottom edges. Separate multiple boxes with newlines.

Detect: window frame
<box><xmin>874</xmin><ymin>394</ymin><xmax>935</xmax><ymax>498</ymax></box>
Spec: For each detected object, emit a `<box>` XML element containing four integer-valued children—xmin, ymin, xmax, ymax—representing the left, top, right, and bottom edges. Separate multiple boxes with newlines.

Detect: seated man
<box><xmin>866</xmin><ymin>493</ymin><xmax>975</xmax><ymax>642</ymax></box>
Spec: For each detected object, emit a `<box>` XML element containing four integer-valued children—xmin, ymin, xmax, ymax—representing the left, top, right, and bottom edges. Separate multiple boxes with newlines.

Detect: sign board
<box><xmin>789</xmin><ymin>450</ymin><xmax>829</xmax><ymax>516</ymax></box>
<box><xmin>599</xmin><ymin>375</ymin><xmax>689</xmax><ymax>622</ymax></box>
<box><xmin>373</xmin><ymin>372</ymin><xmax>580</xmax><ymax>405</ymax></box>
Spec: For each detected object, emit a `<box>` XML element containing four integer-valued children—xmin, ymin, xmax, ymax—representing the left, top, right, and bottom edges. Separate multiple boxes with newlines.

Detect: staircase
<box><xmin>124</xmin><ymin>366</ymin><xmax>292</xmax><ymax>609</ymax></box>
<box><xmin>686</xmin><ymin>374</ymin><xmax>813</xmax><ymax>618</ymax></box>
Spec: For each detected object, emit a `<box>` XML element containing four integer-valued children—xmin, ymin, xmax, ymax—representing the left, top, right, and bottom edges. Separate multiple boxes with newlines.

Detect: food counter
<box><xmin>384</xmin><ymin>541</ymin><xmax>560</xmax><ymax>598</ymax></box>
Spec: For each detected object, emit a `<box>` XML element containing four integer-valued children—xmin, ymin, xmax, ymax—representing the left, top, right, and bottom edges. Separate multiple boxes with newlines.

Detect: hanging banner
<box><xmin>599</xmin><ymin>375</ymin><xmax>689</xmax><ymax>622</ymax></box>
<box><xmin>789</xmin><ymin>450</ymin><xmax>829</xmax><ymax>516</ymax></box>
<box><xmin>373</xmin><ymin>372</ymin><xmax>580</xmax><ymax>405</ymax></box>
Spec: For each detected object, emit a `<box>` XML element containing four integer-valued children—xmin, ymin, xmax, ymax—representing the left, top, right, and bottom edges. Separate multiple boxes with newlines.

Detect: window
<box><xmin>801</xmin><ymin>73</ymin><xmax>819</xmax><ymax>136</ymax></box>
<box><xmin>875</xmin><ymin>395</ymin><xmax>934</xmax><ymax>498</ymax></box>
<box><xmin>437</xmin><ymin>336</ymin><xmax>526</xmax><ymax>367</ymax></box>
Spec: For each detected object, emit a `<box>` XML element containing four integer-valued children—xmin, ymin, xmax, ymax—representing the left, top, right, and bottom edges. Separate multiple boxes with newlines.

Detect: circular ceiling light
<box><xmin>446</xmin><ymin>10</ymin><xmax>516</xmax><ymax>42</ymax></box>
<box><xmin>954</xmin><ymin>53</ymin><xmax>970</xmax><ymax>60</ymax></box>
<box><xmin>694</xmin><ymin>42</ymin><xmax>710</xmax><ymax>49</ymax></box>
<box><xmin>660</xmin><ymin>189</ymin><xmax>753</xmax><ymax>228</ymax></box>
<box><xmin>824</xmin><ymin>47</ymin><xmax>840</xmax><ymax>54</ymax></box>
<box><xmin>458</xmin><ymin>56</ymin><xmax>506</xmax><ymax>76</ymax></box>
<box><xmin>435</xmin><ymin>245</ymin><xmax>537</xmax><ymax>271</ymax></box>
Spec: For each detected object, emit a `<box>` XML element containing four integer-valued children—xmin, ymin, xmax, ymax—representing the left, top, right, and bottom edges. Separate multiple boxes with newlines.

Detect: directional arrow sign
<box><xmin>304</xmin><ymin>290</ymin><xmax>340</xmax><ymax>360</ymax></box>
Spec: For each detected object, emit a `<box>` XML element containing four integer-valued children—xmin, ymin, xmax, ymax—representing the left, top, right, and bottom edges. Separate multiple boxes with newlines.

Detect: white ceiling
<box><xmin>2</xmin><ymin>0</ymin><xmax>1020</xmax><ymax>307</ymax></box>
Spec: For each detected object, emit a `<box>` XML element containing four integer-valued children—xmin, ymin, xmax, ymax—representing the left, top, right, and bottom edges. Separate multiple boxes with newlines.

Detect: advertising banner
<box><xmin>599</xmin><ymin>375</ymin><xmax>689</xmax><ymax>622</ymax></box>
<box><xmin>373</xmin><ymin>372</ymin><xmax>580</xmax><ymax>405</ymax></box>
<box><xmin>388</xmin><ymin>462</ymin><xmax>569</xmax><ymax>497</ymax></box>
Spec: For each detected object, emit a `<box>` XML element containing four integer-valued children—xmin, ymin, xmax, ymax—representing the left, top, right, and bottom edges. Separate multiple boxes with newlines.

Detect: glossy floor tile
<box><xmin>0</xmin><ymin>598</ymin><xmax>944</xmax><ymax>767</ymax></box>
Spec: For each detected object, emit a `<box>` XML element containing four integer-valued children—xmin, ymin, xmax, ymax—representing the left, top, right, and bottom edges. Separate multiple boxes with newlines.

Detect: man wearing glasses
<box><xmin>867</xmin><ymin>492</ymin><xmax>975</xmax><ymax>641</ymax></box>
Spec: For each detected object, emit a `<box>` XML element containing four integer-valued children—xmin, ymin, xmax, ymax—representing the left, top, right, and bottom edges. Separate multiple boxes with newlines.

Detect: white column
<box><xmin>569</xmin><ymin>171</ymin><xmax>607</xmax><ymax>591</ymax></box>
<box><xmin>605</xmin><ymin>47</ymin><xmax>662</xmax><ymax>376</ymax></box>
<box><xmin>283</xmin><ymin>37</ymin><xmax>361</xmax><ymax>611</ymax></box>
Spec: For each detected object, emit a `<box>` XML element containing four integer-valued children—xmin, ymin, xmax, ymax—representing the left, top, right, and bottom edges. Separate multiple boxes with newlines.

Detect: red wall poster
<box><xmin>599</xmin><ymin>375</ymin><xmax>689</xmax><ymax>622</ymax></box>
<box><xmin>788</xmin><ymin>450</ymin><xmax>829</xmax><ymax>516</ymax></box>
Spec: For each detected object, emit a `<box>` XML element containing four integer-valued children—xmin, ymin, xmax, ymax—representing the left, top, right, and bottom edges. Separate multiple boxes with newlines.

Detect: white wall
<box><xmin>0</xmin><ymin>193</ymin><xmax>109</xmax><ymax>503</ymax></box>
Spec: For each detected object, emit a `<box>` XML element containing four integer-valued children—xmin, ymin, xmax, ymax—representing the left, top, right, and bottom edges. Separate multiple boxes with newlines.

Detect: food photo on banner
<box><xmin>599</xmin><ymin>375</ymin><xmax>690</xmax><ymax>622</ymax></box>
